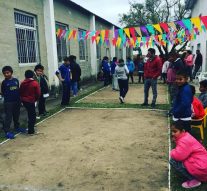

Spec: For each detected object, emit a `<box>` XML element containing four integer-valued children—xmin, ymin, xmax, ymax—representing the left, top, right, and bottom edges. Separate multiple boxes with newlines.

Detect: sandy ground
<box><xmin>79</xmin><ymin>84</ymin><xmax>168</xmax><ymax>104</ymax></box>
<box><xmin>0</xmin><ymin>109</ymin><xmax>168</xmax><ymax>191</ymax></box>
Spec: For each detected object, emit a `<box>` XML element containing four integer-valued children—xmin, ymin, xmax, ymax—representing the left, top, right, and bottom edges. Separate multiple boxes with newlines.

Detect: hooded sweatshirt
<box><xmin>171</xmin><ymin>132</ymin><xmax>207</xmax><ymax>182</ymax></box>
<box><xmin>115</xmin><ymin>62</ymin><xmax>129</xmax><ymax>80</ymax></box>
<box><xmin>20</xmin><ymin>78</ymin><xmax>41</xmax><ymax>103</ymax></box>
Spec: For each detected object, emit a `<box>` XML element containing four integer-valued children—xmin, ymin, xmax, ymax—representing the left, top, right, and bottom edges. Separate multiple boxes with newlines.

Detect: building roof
<box><xmin>62</xmin><ymin>0</ymin><xmax>120</xmax><ymax>29</ymax></box>
<box><xmin>185</xmin><ymin>0</ymin><xmax>197</xmax><ymax>9</ymax></box>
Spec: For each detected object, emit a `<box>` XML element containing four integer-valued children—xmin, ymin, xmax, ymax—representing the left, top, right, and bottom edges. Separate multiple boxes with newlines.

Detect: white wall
<box><xmin>190</xmin><ymin>0</ymin><xmax>207</xmax><ymax>71</ymax></box>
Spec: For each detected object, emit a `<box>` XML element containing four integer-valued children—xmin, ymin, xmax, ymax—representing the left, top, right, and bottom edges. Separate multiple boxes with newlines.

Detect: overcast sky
<box><xmin>71</xmin><ymin>0</ymin><xmax>144</xmax><ymax>27</ymax></box>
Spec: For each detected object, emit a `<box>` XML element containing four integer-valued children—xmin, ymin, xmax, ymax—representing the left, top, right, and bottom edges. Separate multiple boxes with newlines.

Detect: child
<box><xmin>137</xmin><ymin>57</ymin><xmax>144</xmax><ymax>83</ymax></box>
<box><xmin>115</xmin><ymin>59</ymin><xmax>129</xmax><ymax>103</ymax></box>
<box><xmin>190</xmin><ymin>85</ymin><xmax>205</xmax><ymax>119</ymax></box>
<box><xmin>170</xmin><ymin>120</ymin><xmax>207</xmax><ymax>189</ymax></box>
<box><xmin>172</xmin><ymin>70</ymin><xmax>193</xmax><ymax>133</ymax></box>
<box><xmin>56</xmin><ymin>57</ymin><xmax>72</xmax><ymax>106</ymax></box>
<box><xmin>1</xmin><ymin>66</ymin><xmax>25</xmax><ymax>139</ymax></box>
<box><xmin>34</xmin><ymin>64</ymin><xmax>49</xmax><ymax>117</ymax></box>
<box><xmin>198</xmin><ymin>79</ymin><xmax>207</xmax><ymax>108</ymax></box>
<box><xmin>126</xmin><ymin>57</ymin><xmax>135</xmax><ymax>83</ymax></box>
<box><xmin>20</xmin><ymin>70</ymin><xmax>41</xmax><ymax>135</ymax></box>
<box><xmin>162</xmin><ymin>59</ymin><xmax>170</xmax><ymax>84</ymax></box>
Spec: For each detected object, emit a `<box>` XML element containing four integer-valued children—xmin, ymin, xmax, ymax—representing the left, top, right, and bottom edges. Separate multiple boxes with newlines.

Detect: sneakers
<box><xmin>119</xmin><ymin>96</ymin><xmax>124</xmax><ymax>104</ymax></box>
<box><xmin>28</xmin><ymin>131</ymin><xmax>39</xmax><ymax>136</ymax></box>
<box><xmin>141</xmin><ymin>102</ymin><xmax>149</xmax><ymax>106</ymax></box>
<box><xmin>6</xmin><ymin>132</ymin><xmax>15</xmax><ymax>139</ymax></box>
<box><xmin>182</xmin><ymin>179</ymin><xmax>201</xmax><ymax>189</ymax></box>
<box><xmin>36</xmin><ymin>116</ymin><xmax>40</xmax><ymax>120</ymax></box>
<box><xmin>15</xmin><ymin>127</ymin><xmax>27</xmax><ymax>133</ymax></box>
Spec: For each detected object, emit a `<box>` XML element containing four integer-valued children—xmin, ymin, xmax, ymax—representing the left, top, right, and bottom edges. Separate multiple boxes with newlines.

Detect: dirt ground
<box><xmin>0</xmin><ymin>109</ymin><xmax>168</xmax><ymax>191</ymax></box>
<box><xmin>79</xmin><ymin>84</ymin><xmax>168</xmax><ymax>104</ymax></box>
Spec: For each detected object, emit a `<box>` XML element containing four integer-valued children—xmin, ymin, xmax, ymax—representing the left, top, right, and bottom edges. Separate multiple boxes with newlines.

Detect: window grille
<box><xmin>14</xmin><ymin>11</ymin><xmax>39</xmax><ymax>64</ymax></box>
<box><xmin>96</xmin><ymin>44</ymin><xmax>101</xmax><ymax>59</ymax></box>
<box><xmin>78</xmin><ymin>29</ymin><xmax>88</xmax><ymax>61</ymax></box>
<box><xmin>56</xmin><ymin>22</ymin><xmax>69</xmax><ymax>62</ymax></box>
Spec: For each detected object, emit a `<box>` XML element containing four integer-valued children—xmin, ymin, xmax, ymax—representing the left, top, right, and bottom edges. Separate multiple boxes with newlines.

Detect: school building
<box><xmin>0</xmin><ymin>0</ymin><xmax>132</xmax><ymax>92</ymax></box>
<box><xmin>185</xmin><ymin>0</ymin><xmax>207</xmax><ymax>71</ymax></box>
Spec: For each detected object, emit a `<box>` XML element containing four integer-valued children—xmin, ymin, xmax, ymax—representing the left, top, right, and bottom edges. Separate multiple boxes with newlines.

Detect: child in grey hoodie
<box><xmin>115</xmin><ymin>59</ymin><xmax>129</xmax><ymax>103</ymax></box>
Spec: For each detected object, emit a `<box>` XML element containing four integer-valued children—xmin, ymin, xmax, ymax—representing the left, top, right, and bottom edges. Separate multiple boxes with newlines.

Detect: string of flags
<box><xmin>56</xmin><ymin>16</ymin><xmax>207</xmax><ymax>48</ymax></box>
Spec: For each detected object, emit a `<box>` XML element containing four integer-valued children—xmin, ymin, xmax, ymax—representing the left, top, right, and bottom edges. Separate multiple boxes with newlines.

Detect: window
<box><xmin>79</xmin><ymin>29</ymin><xmax>88</xmax><ymax>61</ymax></box>
<box><xmin>14</xmin><ymin>11</ymin><xmax>39</xmax><ymax>65</ymax></box>
<box><xmin>56</xmin><ymin>22</ymin><xmax>69</xmax><ymax>62</ymax></box>
<box><xmin>96</xmin><ymin>44</ymin><xmax>101</xmax><ymax>59</ymax></box>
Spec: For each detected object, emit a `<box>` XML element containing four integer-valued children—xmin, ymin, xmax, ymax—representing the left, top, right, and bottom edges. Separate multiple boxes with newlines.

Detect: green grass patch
<box><xmin>70</xmin><ymin>102</ymin><xmax>170</xmax><ymax>110</ymax></box>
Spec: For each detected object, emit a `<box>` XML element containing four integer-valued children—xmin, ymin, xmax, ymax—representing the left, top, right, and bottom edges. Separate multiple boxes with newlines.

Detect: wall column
<box><xmin>110</xmin><ymin>26</ymin><xmax>116</xmax><ymax>58</ymax></box>
<box><xmin>43</xmin><ymin>0</ymin><xmax>59</xmax><ymax>86</ymax></box>
<box><xmin>90</xmin><ymin>14</ymin><xmax>97</xmax><ymax>77</ymax></box>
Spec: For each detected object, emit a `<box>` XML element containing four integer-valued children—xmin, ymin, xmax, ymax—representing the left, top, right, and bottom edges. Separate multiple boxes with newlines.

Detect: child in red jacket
<box><xmin>170</xmin><ymin>120</ymin><xmax>207</xmax><ymax>189</ymax></box>
<box><xmin>20</xmin><ymin>70</ymin><xmax>41</xmax><ymax>135</ymax></box>
<box><xmin>190</xmin><ymin>85</ymin><xmax>205</xmax><ymax>119</ymax></box>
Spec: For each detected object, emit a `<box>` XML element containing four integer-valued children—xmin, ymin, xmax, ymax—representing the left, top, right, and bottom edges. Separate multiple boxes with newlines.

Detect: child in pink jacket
<box><xmin>170</xmin><ymin>120</ymin><xmax>207</xmax><ymax>189</ymax></box>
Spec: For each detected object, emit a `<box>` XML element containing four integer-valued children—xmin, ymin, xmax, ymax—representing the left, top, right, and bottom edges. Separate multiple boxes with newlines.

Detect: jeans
<box><xmin>144</xmin><ymin>78</ymin><xmax>157</xmax><ymax>104</ymax></box>
<box><xmin>118</xmin><ymin>79</ymin><xmax>128</xmax><ymax>98</ymax></box>
<box><xmin>38</xmin><ymin>95</ymin><xmax>46</xmax><ymax>115</ymax></box>
<box><xmin>22</xmin><ymin>102</ymin><xmax>36</xmax><ymax>134</ymax></box>
<box><xmin>61</xmin><ymin>82</ymin><xmax>70</xmax><ymax>105</ymax></box>
<box><xmin>168</xmin><ymin>83</ymin><xmax>178</xmax><ymax>105</ymax></box>
<box><xmin>170</xmin><ymin>158</ymin><xmax>194</xmax><ymax>180</ymax></box>
<box><xmin>3</xmin><ymin>101</ymin><xmax>20</xmax><ymax>133</ymax></box>
<box><xmin>71</xmin><ymin>81</ymin><xmax>78</xmax><ymax>96</ymax></box>
<box><xmin>193</xmin><ymin>65</ymin><xmax>201</xmax><ymax>78</ymax></box>
<box><xmin>128</xmin><ymin>72</ymin><xmax>134</xmax><ymax>83</ymax></box>
<box><xmin>104</xmin><ymin>72</ymin><xmax>111</xmax><ymax>86</ymax></box>
<box><xmin>138</xmin><ymin>72</ymin><xmax>144</xmax><ymax>83</ymax></box>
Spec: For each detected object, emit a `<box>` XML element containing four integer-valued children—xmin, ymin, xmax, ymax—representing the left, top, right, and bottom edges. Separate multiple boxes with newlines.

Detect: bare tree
<box><xmin>119</xmin><ymin>0</ymin><xmax>190</xmax><ymax>56</ymax></box>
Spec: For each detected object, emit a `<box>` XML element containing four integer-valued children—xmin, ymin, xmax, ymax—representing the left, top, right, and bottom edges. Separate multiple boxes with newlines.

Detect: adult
<box><xmin>111</xmin><ymin>57</ymin><xmax>119</xmax><ymax>90</ymax></box>
<box><xmin>69</xmin><ymin>55</ymin><xmax>81</xmax><ymax>96</ymax></box>
<box><xmin>56</xmin><ymin>57</ymin><xmax>72</xmax><ymax>106</ymax></box>
<box><xmin>101</xmin><ymin>56</ymin><xmax>111</xmax><ymax>86</ymax></box>
<box><xmin>142</xmin><ymin>48</ymin><xmax>162</xmax><ymax>108</ymax></box>
<box><xmin>193</xmin><ymin>50</ymin><xmax>203</xmax><ymax>79</ymax></box>
<box><xmin>184</xmin><ymin>50</ymin><xmax>194</xmax><ymax>81</ymax></box>
<box><xmin>126</xmin><ymin>57</ymin><xmax>135</xmax><ymax>83</ymax></box>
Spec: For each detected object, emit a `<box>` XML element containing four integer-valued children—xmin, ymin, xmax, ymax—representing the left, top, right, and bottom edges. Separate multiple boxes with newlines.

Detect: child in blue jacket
<box><xmin>172</xmin><ymin>70</ymin><xmax>193</xmax><ymax>133</ymax></box>
<box><xmin>126</xmin><ymin>57</ymin><xmax>135</xmax><ymax>83</ymax></box>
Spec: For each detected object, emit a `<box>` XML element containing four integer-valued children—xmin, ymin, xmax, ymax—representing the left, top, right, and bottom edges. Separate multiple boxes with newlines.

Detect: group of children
<box><xmin>0</xmin><ymin>55</ymin><xmax>81</xmax><ymax>139</ymax></box>
<box><xmin>169</xmin><ymin>69</ymin><xmax>207</xmax><ymax>188</ymax></box>
<box><xmin>0</xmin><ymin>65</ymin><xmax>49</xmax><ymax>139</ymax></box>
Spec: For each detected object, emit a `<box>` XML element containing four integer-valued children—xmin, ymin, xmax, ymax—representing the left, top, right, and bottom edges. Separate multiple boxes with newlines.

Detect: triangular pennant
<box><xmin>64</xmin><ymin>30</ymin><xmax>70</xmax><ymax>39</ymax></box>
<box><xmin>160</xmin><ymin>22</ymin><xmax>169</xmax><ymax>33</ymax></box>
<box><xmin>176</xmin><ymin>20</ymin><xmax>186</xmax><ymax>29</ymax></box>
<box><xmin>168</xmin><ymin>22</ymin><xmax>177</xmax><ymax>31</ymax></box>
<box><xmin>182</xmin><ymin>19</ymin><xmax>192</xmax><ymax>31</ymax></box>
<box><xmin>124</xmin><ymin>28</ymin><xmax>131</xmax><ymax>38</ymax></box>
<box><xmin>105</xmin><ymin>30</ymin><xmax>110</xmax><ymax>39</ymax></box>
<box><xmin>101</xmin><ymin>30</ymin><xmax>106</xmax><ymax>41</ymax></box>
<box><xmin>201</xmin><ymin>16</ymin><xmax>207</xmax><ymax>29</ymax></box>
<box><xmin>118</xmin><ymin>29</ymin><xmax>124</xmax><ymax>39</ymax></box>
<box><xmin>191</xmin><ymin>17</ymin><xmax>202</xmax><ymax>32</ymax></box>
<box><xmin>72</xmin><ymin>30</ymin><xmax>77</xmax><ymax>39</ymax></box>
<box><xmin>146</xmin><ymin>25</ymin><xmax>155</xmax><ymax>35</ymax></box>
<box><xmin>153</xmin><ymin>24</ymin><xmax>162</xmax><ymax>34</ymax></box>
<box><xmin>135</xmin><ymin>27</ymin><xmax>142</xmax><ymax>37</ymax></box>
<box><xmin>140</xmin><ymin>26</ymin><xmax>149</xmax><ymax>36</ymax></box>
<box><xmin>68</xmin><ymin>30</ymin><xmax>73</xmax><ymax>40</ymax></box>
